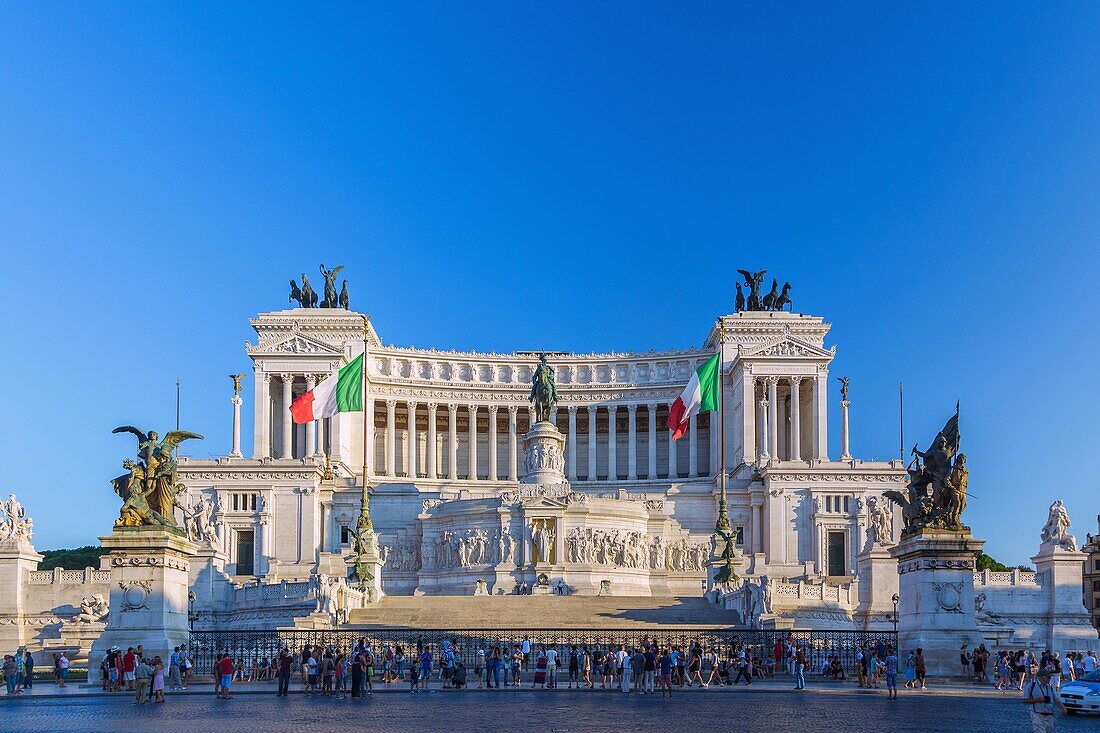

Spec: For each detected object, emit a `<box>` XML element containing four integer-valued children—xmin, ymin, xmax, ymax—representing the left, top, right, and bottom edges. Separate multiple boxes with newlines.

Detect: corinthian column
<box><xmin>840</xmin><ymin>397</ymin><xmax>852</xmax><ymax>461</ymax></box>
<box><xmin>280</xmin><ymin>374</ymin><xmax>294</xmax><ymax>460</ymax></box>
<box><xmin>627</xmin><ymin>404</ymin><xmax>638</xmax><ymax>480</ymax></box>
<box><xmin>790</xmin><ymin>376</ymin><xmax>803</xmax><ymax>462</ymax></box>
<box><xmin>508</xmin><ymin>405</ymin><xmax>519</xmax><ymax>481</ymax></box>
<box><xmin>667</xmin><ymin>403</ymin><xmax>678</xmax><ymax>479</ymax></box>
<box><xmin>447</xmin><ymin>404</ymin><xmax>459</xmax><ymax>480</ymax></box>
<box><xmin>230</xmin><ymin>385</ymin><xmax>243</xmax><ymax>458</ymax></box>
<box><xmin>385</xmin><ymin>399</ymin><xmax>397</xmax><ymax>476</ymax></box>
<box><xmin>304</xmin><ymin>374</ymin><xmax>317</xmax><ymax>458</ymax></box>
<box><xmin>487</xmin><ymin>405</ymin><xmax>499</xmax><ymax>481</ymax></box>
<box><xmin>467</xmin><ymin>405</ymin><xmax>479</xmax><ymax>481</ymax></box>
<box><xmin>766</xmin><ymin>377</ymin><xmax>779</xmax><ymax>459</ymax></box>
<box><xmin>607</xmin><ymin>404</ymin><xmax>618</xmax><ymax>481</ymax></box>
<box><xmin>566</xmin><ymin>406</ymin><xmax>578</xmax><ymax>481</ymax></box>
<box><xmin>406</xmin><ymin>400</ymin><xmax>418</xmax><ymax>478</ymax></box>
<box><xmin>426</xmin><ymin>402</ymin><xmax>438</xmax><ymax>478</ymax></box>
<box><xmin>758</xmin><ymin>387</ymin><xmax>771</xmax><ymax>462</ymax></box>
<box><xmin>647</xmin><ymin>403</ymin><xmax>657</xmax><ymax>479</ymax></box>
<box><xmin>587</xmin><ymin>405</ymin><xmax>598</xmax><ymax>481</ymax></box>
<box><xmin>688</xmin><ymin>412</ymin><xmax>698</xmax><ymax>477</ymax></box>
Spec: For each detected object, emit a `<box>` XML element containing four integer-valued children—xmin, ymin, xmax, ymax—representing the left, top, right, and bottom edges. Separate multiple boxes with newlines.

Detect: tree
<box><xmin>38</xmin><ymin>546</ymin><xmax>109</xmax><ymax>571</ymax></box>
<box><xmin>975</xmin><ymin>550</ymin><xmax>1032</xmax><ymax>573</ymax></box>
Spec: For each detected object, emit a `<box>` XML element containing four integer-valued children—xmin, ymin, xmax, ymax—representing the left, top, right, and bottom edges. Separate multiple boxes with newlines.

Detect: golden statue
<box><xmin>111</xmin><ymin>426</ymin><xmax>203</xmax><ymax>531</ymax></box>
<box><xmin>229</xmin><ymin>373</ymin><xmax>245</xmax><ymax>393</ymax></box>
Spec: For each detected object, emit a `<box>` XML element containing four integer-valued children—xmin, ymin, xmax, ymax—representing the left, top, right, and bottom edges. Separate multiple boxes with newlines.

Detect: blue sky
<box><xmin>1</xmin><ymin>4</ymin><xmax>1098</xmax><ymax>565</ymax></box>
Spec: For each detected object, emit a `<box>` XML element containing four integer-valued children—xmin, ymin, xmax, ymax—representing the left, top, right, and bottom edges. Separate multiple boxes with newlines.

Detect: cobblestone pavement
<box><xmin>2</xmin><ymin>690</ymin><xmax>1096</xmax><ymax>733</ymax></box>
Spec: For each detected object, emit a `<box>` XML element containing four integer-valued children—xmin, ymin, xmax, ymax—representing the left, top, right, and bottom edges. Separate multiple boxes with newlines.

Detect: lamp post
<box><xmin>891</xmin><ymin>592</ymin><xmax>899</xmax><ymax>637</ymax></box>
<box><xmin>187</xmin><ymin>590</ymin><xmax>197</xmax><ymax>632</ymax></box>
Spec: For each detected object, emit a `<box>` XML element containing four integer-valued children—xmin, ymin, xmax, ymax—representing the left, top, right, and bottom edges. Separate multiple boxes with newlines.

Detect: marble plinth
<box><xmin>890</xmin><ymin>529</ymin><xmax>985</xmax><ymax>676</ymax></box>
<box><xmin>1031</xmin><ymin>542</ymin><xmax>1100</xmax><ymax>652</ymax></box>
<box><xmin>856</xmin><ymin>542</ymin><xmax>899</xmax><ymax>618</ymax></box>
<box><xmin>88</xmin><ymin>529</ymin><xmax>197</xmax><ymax>683</ymax></box>
<box><xmin>521</xmin><ymin>421</ymin><xmax>566</xmax><ymax>485</ymax></box>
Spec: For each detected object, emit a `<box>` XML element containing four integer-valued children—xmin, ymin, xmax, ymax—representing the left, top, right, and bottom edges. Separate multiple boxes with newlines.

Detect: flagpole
<box><xmin>359</xmin><ymin>317</ymin><xmax>373</xmax><ymax>533</ymax></box>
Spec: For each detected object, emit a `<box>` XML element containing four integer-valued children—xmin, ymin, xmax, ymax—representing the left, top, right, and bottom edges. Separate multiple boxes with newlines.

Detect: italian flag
<box><xmin>667</xmin><ymin>351</ymin><xmax>720</xmax><ymax>440</ymax></box>
<box><xmin>290</xmin><ymin>353</ymin><xmax>363</xmax><ymax>423</ymax></box>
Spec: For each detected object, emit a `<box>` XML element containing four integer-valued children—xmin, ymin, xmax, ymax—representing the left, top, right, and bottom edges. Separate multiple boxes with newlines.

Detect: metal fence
<box><xmin>188</xmin><ymin>628</ymin><xmax>896</xmax><ymax>677</ymax></box>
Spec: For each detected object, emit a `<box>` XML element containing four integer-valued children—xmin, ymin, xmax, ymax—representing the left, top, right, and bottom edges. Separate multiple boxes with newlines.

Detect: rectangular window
<box><xmin>843</xmin><ymin>496</ymin><xmax>850</xmax><ymax>513</ymax></box>
<box><xmin>827</xmin><ymin>531</ymin><xmax>846</xmax><ymax>577</ymax></box>
<box><xmin>235</xmin><ymin>530</ymin><xmax>255</xmax><ymax>576</ymax></box>
<box><xmin>250</xmin><ymin>494</ymin><xmax>257</xmax><ymax>511</ymax></box>
<box><xmin>1093</xmin><ymin>580</ymin><xmax>1100</xmax><ymax>592</ymax></box>
<box><xmin>341</xmin><ymin>526</ymin><xmax>353</xmax><ymax>545</ymax></box>
<box><xmin>232</xmin><ymin>494</ymin><xmax>239</xmax><ymax>511</ymax></box>
<box><xmin>734</xmin><ymin>526</ymin><xmax>745</xmax><ymax>547</ymax></box>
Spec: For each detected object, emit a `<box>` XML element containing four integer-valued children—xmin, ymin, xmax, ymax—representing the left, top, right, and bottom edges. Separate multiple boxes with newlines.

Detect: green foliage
<box><xmin>975</xmin><ymin>550</ymin><xmax>1032</xmax><ymax>573</ymax></box>
<box><xmin>37</xmin><ymin>545</ymin><xmax>108</xmax><ymax>571</ymax></box>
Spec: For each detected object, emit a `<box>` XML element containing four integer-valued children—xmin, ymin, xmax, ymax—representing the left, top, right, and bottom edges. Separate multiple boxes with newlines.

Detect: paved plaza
<box><xmin>2</xmin><ymin>689</ymin><xmax>1096</xmax><ymax>733</ymax></box>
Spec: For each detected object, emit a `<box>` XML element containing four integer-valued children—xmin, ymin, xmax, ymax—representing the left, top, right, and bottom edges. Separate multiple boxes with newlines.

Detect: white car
<box><xmin>1057</xmin><ymin>670</ymin><xmax>1100</xmax><ymax>715</ymax></box>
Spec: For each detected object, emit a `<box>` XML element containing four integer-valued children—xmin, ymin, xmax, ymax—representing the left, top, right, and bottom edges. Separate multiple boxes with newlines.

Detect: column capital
<box><xmin>426</xmin><ymin>401</ymin><xmax>438</xmax><ymax>412</ymax></box>
<box><xmin>279</xmin><ymin>372</ymin><xmax>296</xmax><ymax>383</ymax></box>
<box><xmin>567</xmin><ymin>404</ymin><xmax>578</xmax><ymax>415</ymax></box>
<box><xmin>626</xmin><ymin>403</ymin><xmax>638</xmax><ymax>415</ymax></box>
<box><xmin>789</xmin><ymin>375</ymin><xmax>804</xmax><ymax>386</ymax></box>
<box><xmin>385</xmin><ymin>398</ymin><xmax>398</xmax><ymax>409</ymax></box>
<box><xmin>765</xmin><ymin>375</ymin><xmax>780</xmax><ymax>386</ymax></box>
<box><xmin>487</xmin><ymin>404</ymin><xmax>499</xmax><ymax>415</ymax></box>
<box><xmin>305</xmin><ymin>374</ymin><xmax>317</xmax><ymax>388</ymax></box>
<box><xmin>260</xmin><ymin>372</ymin><xmax>272</xmax><ymax>384</ymax></box>
<box><xmin>448</xmin><ymin>403</ymin><xmax>459</xmax><ymax>416</ymax></box>
<box><xmin>466</xmin><ymin>404</ymin><xmax>479</xmax><ymax>416</ymax></box>
<box><xmin>646</xmin><ymin>402</ymin><xmax>657</xmax><ymax>411</ymax></box>
<box><xmin>406</xmin><ymin>399</ymin><xmax>418</xmax><ymax>409</ymax></box>
<box><xmin>507</xmin><ymin>404</ymin><xmax>519</xmax><ymax>416</ymax></box>
<box><xmin>587</xmin><ymin>404</ymin><xmax>598</xmax><ymax>415</ymax></box>
<box><xmin>840</xmin><ymin>399</ymin><xmax>850</xmax><ymax>409</ymax></box>
<box><xmin>606</xmin><ymin>403</ymin><xmax>617</xmax><ymax>415</ymax></box>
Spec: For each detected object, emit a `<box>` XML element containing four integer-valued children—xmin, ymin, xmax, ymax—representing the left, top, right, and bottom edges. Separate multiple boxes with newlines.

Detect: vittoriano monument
<box><xmin>290</xmin><ymin>263</ymin><xmax>350</xmax><ymax>309</ymax></box>
<box><xmin>522</xmin><ymin>354</ymin><xmax>565</xmax><ymax>487</ymax></box>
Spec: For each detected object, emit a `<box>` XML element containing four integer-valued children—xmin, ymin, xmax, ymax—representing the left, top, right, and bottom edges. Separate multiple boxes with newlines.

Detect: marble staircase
<box><xmin>346</xmin><ymin>595</ymin><xmax>738</xmax><ymax>629</ymax></box>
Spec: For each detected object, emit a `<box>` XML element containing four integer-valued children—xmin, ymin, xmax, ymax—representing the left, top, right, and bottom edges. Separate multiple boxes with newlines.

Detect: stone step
<box><xmin>346</xmin><ymin>595</ymin><xmax>739</xmax><ymax>629</ymax></box>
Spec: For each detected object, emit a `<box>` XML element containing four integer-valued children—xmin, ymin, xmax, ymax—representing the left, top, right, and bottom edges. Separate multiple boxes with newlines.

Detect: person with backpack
<box><xmin>567</xmin><ymin>645</ymin><xmax>580</xmax><ymax>689</ymax></box>
<box><xmin>1022</xmin><ymin>668</ymin><xmax>1066</xmax><ymax>732</ymax></box>
<box><xmin>793</xmin><ymin>644</ymin><xmax>807</xmax><ymax>690</ymax></box>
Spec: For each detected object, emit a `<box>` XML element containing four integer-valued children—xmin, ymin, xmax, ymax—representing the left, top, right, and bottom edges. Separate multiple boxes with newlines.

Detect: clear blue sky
<box><xmin>2</xmin><ymin>4</ymin><xmax>1098</xmax><ymax>565</ymax></box>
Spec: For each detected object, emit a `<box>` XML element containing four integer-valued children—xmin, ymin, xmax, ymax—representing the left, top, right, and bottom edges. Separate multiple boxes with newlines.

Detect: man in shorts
<box><xmin>217</xmin><ymin>652</ymin><xmax>235</xmax><ymax>699</ymax></box>
<box><xmin>884</xmin><ymin>646</ymin><xmax>899</xmax><ymax>699</ymax></box>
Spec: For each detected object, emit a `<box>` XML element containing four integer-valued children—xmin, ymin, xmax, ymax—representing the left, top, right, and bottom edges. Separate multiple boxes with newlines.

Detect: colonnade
<box><xmin>367</xmin><ymin>399</ymin><xmax>713</xmax><ymax>482</ymax></box>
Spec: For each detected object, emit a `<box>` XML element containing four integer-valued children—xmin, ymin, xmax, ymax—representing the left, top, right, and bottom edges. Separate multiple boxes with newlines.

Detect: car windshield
<box><xmin>1078</xmin><ymin>671</ymin><xmax>1100</xmax><ymax>683</ymax></box>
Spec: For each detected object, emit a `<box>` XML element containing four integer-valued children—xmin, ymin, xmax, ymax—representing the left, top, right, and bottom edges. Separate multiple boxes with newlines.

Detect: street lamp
<box><xmin>891</xmin><ymin>592</ymin><xmax>900</xmax><ymax>637</ymax></box>
<box><xmin>187</xmin><ymin>591</ymin><xmax>197</xmax><ymax>632</ymax></box>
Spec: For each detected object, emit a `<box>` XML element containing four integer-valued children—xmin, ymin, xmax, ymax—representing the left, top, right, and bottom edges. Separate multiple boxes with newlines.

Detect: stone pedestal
<box><xmin>521</xmin><ymin>421</ymin><xmax>566</xmax><ymax>485</ymax></box>
<box><xmin>352</xmin><ymin>530</ymin><xmax>385</xmax><ymax>603</ymax></box>
<box><xmin>0</xmin><ymin>538</ymin><xmax>43</xmax><ymax>653</ymax></box>
<box><xmin>890</xmin><ymin>529</ymin><xmax>985</xmax><ymax>676</ymax></box>
<box><xmin>89</xmin><ymin>529</ymin><xmax>197</xmax><ymax>683</ymax></box>
<box><xmin>1031</xmin><ymin>542</ymin><xmax>1100</xmax><ymax>652</ymax></box>
<box><xmin>856</xmin><ymin>542</ymin><xmax>899</xmax><ymax>620</ymax></box>
<box><xmin>187</xmin><ymin>544</ymin><xmax>234</xmax><ymax>623</ymax></box>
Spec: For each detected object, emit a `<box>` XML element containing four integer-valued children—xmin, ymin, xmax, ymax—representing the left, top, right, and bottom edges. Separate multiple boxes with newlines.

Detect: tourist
<box><xmin>1083</xmin><ymin>650</ymin><xmax>1097</xmax><ymax>675</ymax></box>
<box><xmin>1060</xmin><ymin>652</ymin><xmax>1075</xmax><ymax>687</ymax></box>
<box><xmin>532</xmin><ymin>646</ymin><xmax>547</xmax><ymax>688</ymax></box>
<box><xmin>734</xmin><ymin>651</ymin><xmax>753</xmax><ymax>686</ymax></box>
<box><xmin>395</xmin><ymin>644</ymin><xmax>406</xmax><ymax>682</ymax></box>
<box><xmin>440</xmin><ymin>641</ymin><xmax>455</xmax><ymax>689</ymax></box>
<box><xmin>511</xmin><ymin>645</ymin><xmax>523</xmax><ymax>686</ymax></box>
<box><xmin>452</xmin><ymin>658</ymin><xmax>468</xmax><ymax>689</ymax></box>
<box><xmin>521</xmin><ymin>635</ymin><xmax>532</xmax><ymax>670</ymax></box>
<box><xmin>13</xmin><ymin>648</ymin><xmax>25</xmax><ymax>694</ymax></box>
<box><xmin>148</xmin><ymin>656</ymin><xmax>164</xmax><ymax>703</ymax></box>
<box><xmin>687</xmin><ymin>644</ymin><xmax>703</xmax><ymax>687</ymax></box>
<box><xmin>475</xmin><ymin>648</ymin><xmax>485</xmax><ymax>688</ymax></box>
<box><xmin>643</xmin><ymin>644</ymin><xmax>657</xmax><ymax>694</ymax></box>
<box><xmin>57</xmin><ymin>651</ymin><xmax>68</xmax><ymax>688</ymax></box>
<box><xmin>321</xmin><ymin>651</ymin><xmax>335</xmax><ymax>695</ymax></box>
<box><xmin>276</xmin><ymin>648</ymin><xmax>292</xmax><ymax>697</ymax></box>
<box><xmin>631</xmin><ymin>647</ymin><xmax>644</xmax><ymax>692</ymax></box>
<box><xmin>884</xmin><ymin>646</ymin><xmax>899</xmax><ymax>699</ymax></box>
<box><xmin>180</xmin><ymin>645</ymin><xmax>192</xmax><ymax>686</ymax></box>
<box><xmin>3</xmin><ymin>655</ymin><xmax>18</xmax><ymax>695</ymax></box>
<box><xmin>23</xmin><ymin>650</ymin><xmax>33</xmax><ymax>690</ymax></box>
<box><xmin>914</xmin><ymin>648</ymin><xmax>927</xmax><ymax>690</ymax></box>
<box><xmin>567</xmin><ymin>645</ymin><xmax>580</xmax><ymax>689</ymax></box>
<box><xmin>217</xmin><ymin>652</ymin><xmax>234</xmax><ymax>699</ymax></box>
<box><xmin>824</xmin><ymin>657</ymin><xmax>845</xmax><ymax>681</ymax></box>
<box><xmin>674</xmin><ymin>644</ymin><xmax>687</xmax><ymax>686</ymax></box>
<box><xmin>658</xmin><ymin>647</ymin><xmax>673</xmax><ymax>697</ymax></box>
<box><xmin>419</xmin><ymin>645</ymin><xmax>433</xmax><ymax>692</ymax></box>
<box><xmin>620</xmin><ymin>646</ymin><xmax>633</xmax><ymax>693</ymax></box>
<box><xmin>856</xmin><ymin>645</ymin><xmax>868</xmax><ymax>688</ymax></box>
<box><xmin>1022</xmin><ymin>668</ymin><xmax>1066</xmax><ymax>732</ymax></box>
<box><xmin>702</xmin><ymin>646</ymin><xmax>720</xmax><ymax>687</ymax></box>
<box><xmin>167</xmin><ymin>646</ymin><xmax>181</xmax><ymax>690</ymax></box>
<box><xmin>410</xmin><ymin>650</ymin><xmax>421</xmax><ymax>693</ymax></box>
<box><xmin>132</xmin><ymin>655</ymin><xmax>152</xmax><ymax>705</ymax></box>
<box><xmin>793</xmin><ymin>644</ymin><xmax>806</xmax><ymax>690</ymax></box>
<box><xmin>363</xmin><ymin>646</ymin><xmax>375</xmax><ymax>694</ymax></box>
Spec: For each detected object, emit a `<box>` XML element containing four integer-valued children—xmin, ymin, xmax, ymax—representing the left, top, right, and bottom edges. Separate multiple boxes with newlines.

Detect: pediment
<box><xmin>247</xmin><ymin>331</ymin><xmax>344</xmax><ymax>356</ymax></box>
<box><xmin>742</xmin><ymin>335</ymin><xmax>835</xmax><ymax>359</ymax></box>
<box><xmin>520</xmin><ymin>496</ymin><xmax>569</xmax><ymax>509</ymax></box>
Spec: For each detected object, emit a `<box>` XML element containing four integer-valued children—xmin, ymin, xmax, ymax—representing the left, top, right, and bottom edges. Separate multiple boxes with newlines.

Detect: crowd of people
<box><xmin>1</xmin><ymin>648</ymin><xmax>69</xmax><ymax>695</ymax></box>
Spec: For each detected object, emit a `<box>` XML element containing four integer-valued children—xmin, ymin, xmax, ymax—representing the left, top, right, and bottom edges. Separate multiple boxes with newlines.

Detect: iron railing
<box><xmin>187</xmin><ymin>628</ymin><xmax>896</xmax><ymax>677</ymax></box>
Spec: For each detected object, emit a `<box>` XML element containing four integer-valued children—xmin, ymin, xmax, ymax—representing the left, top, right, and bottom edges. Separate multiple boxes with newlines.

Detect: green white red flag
<box><xmin>291</xmin><ymin>353</ymin><xmax>363</xmax><ymax>423</ymax></box>
<box><xmin>667</xmin><ymin>352</ymin><xmax>720</xmax><ymax>440</ymax></box>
